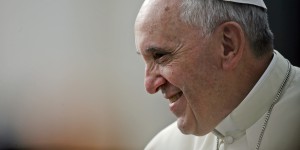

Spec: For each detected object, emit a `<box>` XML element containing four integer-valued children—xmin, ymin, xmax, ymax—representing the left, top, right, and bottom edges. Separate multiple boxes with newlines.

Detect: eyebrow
<box><xmin>146</xmin><ymin>47</ymin><xmax>167</xmax><ymax>54</ymax></box>
<box><xmin>136</xmin><ymin>46</ymin><xmax>168</xmax><ymax>56</ymax></box>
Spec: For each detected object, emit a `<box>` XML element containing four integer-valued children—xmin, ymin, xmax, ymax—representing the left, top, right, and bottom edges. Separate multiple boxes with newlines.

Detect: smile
<box><xmin>168</xmin><ymin>92</ymin><xmax>183</xmax><ymax>103</ymax></box>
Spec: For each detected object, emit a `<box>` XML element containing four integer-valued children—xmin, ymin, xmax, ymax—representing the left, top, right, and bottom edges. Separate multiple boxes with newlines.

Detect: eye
<box><xmin>145</xmin><ymin>47</ymin><xmax>171</xmax><ymax>64</ymax></box>
<box><xmin>153</xmin><ymin>52</ymin><xmax>167</xmax><ymax>60</ymax></box>
<box><xmin>153</xmin><ymin>52</ymin><xmax>171</xmax><ymax>64</ymax></box>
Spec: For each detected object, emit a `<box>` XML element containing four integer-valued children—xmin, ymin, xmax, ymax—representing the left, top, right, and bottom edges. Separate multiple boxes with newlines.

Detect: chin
<box><xmin>176</xmin><ymin>118</ymin><xmax>195</xmax><ymax>135</ymax></box>
<box><xmin>177</xmin><ymin>119</ymin><xmax>212</xmax><ymax>136</ymax></box>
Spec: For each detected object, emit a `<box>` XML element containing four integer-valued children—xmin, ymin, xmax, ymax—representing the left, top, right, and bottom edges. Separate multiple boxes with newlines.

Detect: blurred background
<box><xmin>0</xmin><ymin>0</ymin><xmax>175</xmax><ymax>149</ymax></box>
<box><xmin>0</xmin><ymin>0</ymin><xmax>299</xmax><ymax>149</ymax></box>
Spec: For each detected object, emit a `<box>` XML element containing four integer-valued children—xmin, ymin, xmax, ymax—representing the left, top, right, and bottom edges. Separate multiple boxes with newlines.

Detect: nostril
<box><xmin>144</xmin><ymin>76</ymin><xmax>166</xmax><ymax>94</ymax></box>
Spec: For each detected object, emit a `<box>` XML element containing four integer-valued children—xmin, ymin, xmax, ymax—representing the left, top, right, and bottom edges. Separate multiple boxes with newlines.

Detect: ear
<box><xmin>217</xmin><ymin>21</ymin><xmax>245</xmax><ymax>70</ymax></box>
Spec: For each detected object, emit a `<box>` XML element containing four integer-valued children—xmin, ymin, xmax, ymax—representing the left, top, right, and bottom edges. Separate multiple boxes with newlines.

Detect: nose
<box><xmin>144</xmin><ymin>65</ymin><xmax>166</xmax><ymax>94</ymax></box>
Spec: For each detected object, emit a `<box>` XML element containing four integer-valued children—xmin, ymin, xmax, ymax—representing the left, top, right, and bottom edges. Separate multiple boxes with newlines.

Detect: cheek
<box><xmin>181</xmin><ymin>60</ymin><xmax>220</xmax><ymax>102</ymax></box>
<box><xmin>158</xmin><ymin>62</ymin><xmax>180</xmax><ymax>80</ymax></box>
<box><xmin>164</xmin><ymin>65</ymin><xmax>187</xmax><ymax>87</ymax></box>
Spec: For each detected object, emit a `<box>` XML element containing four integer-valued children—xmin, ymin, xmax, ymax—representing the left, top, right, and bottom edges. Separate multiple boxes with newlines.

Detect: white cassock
<box><xmin>145</xmin><ymin>51</ymin><xmax>300</xmax><ymax>150</ymax></box>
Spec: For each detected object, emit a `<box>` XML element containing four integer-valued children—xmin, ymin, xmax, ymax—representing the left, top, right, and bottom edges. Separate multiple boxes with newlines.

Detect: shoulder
<box><xmin>266</xmin><ymin>65</ymin><xmax>300</xmax><ymax>149</ymax></box>
<box><xmin>290</xmin><ymin>65</ymin><xmax>300</xmax><ymax>88</ymax></box>
<box><xmin>278</xmin><ymin>64</ymin><xmax>300</xmax><ymax>105</ymax></box>
<box><xmin>145</xmin><ymin>121</ymin><xmax>206</xmax><ymax>150</ymax></box>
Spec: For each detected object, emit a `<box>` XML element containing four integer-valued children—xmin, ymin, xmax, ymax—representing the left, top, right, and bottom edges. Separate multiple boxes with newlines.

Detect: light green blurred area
<box><xmin>0</xmin><ymin>0</ymin><xmax>175</xmax><ymax>149</ymax></box>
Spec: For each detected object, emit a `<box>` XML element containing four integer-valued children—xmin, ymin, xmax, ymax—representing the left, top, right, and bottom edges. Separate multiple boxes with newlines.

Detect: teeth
<box><xmin>169</xmin><ymin>92</ymin><xmax>182</xmax><ymax>103</ymax></box>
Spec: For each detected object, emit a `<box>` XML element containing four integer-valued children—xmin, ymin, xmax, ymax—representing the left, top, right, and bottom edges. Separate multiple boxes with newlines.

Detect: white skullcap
<box><xmin>223</xmin><ymin>0</ymin><xmax>267</xmax><ymax>9</ymax></box>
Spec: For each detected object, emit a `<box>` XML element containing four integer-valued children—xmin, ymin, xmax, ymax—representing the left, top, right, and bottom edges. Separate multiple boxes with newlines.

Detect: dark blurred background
<box><xmin>265</xmin><ymin>0</ymin><xmax>300</xmax><ymax>66</ymax></box>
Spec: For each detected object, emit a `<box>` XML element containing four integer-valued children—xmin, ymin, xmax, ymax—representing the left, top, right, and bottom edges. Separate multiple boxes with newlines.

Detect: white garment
<box><xmin>145</xmin><ymin>51</ymin><xmax>300</xmax><ymax>150</ymax></box>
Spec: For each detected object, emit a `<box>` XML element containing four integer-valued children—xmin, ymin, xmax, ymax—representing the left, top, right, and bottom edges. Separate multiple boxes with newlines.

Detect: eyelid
<box><xmin>145</xmin><ymin>46</ymin><xmax>172</xmax><ymax>64</ymax></box>
<box><xmin>146</xmin><ymin>47</ymin><xmax>165</xmax><ymax>54</ymax></box>
<box><xmin>153</xmin><ymin>51</ymin><xmax>168</xmax><ymax>59</ymax></box>
<box><xmin>147</xmin><ymin>47</ymin><xmax>171</xmax><ymax>55</ymax></box>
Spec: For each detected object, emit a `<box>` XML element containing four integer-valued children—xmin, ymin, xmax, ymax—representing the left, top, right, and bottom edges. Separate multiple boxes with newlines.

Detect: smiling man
<box><xmin>134</xmin><ymin>0</ymin><xmax>300</xmax><ymax>150</ymax></box>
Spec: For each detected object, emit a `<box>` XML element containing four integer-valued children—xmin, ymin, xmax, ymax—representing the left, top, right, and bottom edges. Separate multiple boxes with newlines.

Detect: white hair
<box><xmin>180</xmin><ymin>0</ymin><xmax>274</xmax><ymax>57</ymax></box>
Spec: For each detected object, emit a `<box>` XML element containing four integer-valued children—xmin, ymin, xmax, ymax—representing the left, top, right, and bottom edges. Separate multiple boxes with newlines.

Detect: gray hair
<box><xmin>180</xmin><ymin>0</ymin><xmax>274</xmax><ymax>57</ymax></box>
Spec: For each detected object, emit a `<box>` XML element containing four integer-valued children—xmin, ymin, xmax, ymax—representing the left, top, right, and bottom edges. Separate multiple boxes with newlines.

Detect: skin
<box><xmin>135</xmin><ymin>0</ymin><xmax>273</xmax><ymax>136</ymax></box>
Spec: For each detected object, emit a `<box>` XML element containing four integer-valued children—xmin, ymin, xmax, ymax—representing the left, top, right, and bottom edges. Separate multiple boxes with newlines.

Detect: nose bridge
<box><xmin>144</xmin><ymin>63</ymin><xmax>165</xmax><ymax>94</ymax></box>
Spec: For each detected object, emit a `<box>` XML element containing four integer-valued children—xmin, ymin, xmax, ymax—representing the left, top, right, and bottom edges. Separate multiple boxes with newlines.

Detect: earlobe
<box><xmin>220</xmin><ymin>22</ymin><xmax>245</xmax><ymax>70</ymax></box>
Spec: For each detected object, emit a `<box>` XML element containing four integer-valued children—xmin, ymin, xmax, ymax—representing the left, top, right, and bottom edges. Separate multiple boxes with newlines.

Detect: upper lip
<box><xmin>163</xmin><ymin>91</ymin><xmax>183</xmax><ymax>103</ymax></box>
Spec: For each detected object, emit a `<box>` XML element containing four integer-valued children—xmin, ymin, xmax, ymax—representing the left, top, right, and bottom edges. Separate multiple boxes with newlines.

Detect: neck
<box><xmin>221</xmin><ymin>50</ymin><xmax>273</xmax><ymax>120</ymax></box>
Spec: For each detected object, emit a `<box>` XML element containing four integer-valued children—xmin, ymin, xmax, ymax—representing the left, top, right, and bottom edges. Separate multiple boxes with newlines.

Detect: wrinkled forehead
<box><xmin>134</xmin><ymin>0</ymin><xmax>203</xmax><ymax>54</ymax></box>
<box><xmin>135</xmin><ymin>0</ymin><xmax>181</xmax><ymax>30</ymax></box>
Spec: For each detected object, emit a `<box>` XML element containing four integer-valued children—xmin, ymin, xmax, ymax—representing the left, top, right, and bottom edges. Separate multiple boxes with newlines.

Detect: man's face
<box><xmin>135</xmin><ymin>0</ymin><xmax>226</xmax><ymax>135</ymax></box>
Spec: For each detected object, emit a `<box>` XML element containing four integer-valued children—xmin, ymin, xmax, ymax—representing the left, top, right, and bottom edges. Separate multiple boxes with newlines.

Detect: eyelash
<box><xmin>153</xmin><ymin>52</ymin><xmax>170</xmax><ymax>64</ymax></box>
<box><xmin>153</xmin><ymin>52</ymin><xmax>165</xmax><ymax>60</ymax></box>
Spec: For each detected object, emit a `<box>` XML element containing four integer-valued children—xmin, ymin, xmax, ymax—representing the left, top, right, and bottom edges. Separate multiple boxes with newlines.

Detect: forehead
<box><xmin>135</xmin><ymin>0</ymin><xmax>181</xmax><ymax>32</ymax></box>
<box><xmin>135</xmin><ymin>1</ymin><xmax>188</xmax><ymax>53</ymax></box>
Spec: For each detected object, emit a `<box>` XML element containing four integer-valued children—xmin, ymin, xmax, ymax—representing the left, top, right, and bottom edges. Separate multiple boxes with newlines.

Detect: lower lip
<box><xmin>169</xmin><ymin>95</ymin><xmax>184</xmax><ymax>117</ymax></box>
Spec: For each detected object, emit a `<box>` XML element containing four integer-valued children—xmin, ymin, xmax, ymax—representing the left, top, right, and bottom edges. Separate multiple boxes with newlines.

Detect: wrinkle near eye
<box><xmin>144</xmin><ymin>47</ymin><xmax>169</xmax><ymax>64</ymax></box>
<box><xmin>143</xmin><ymin>42</ymin><xmax>185</xmax><ymax>66</ymax></box>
